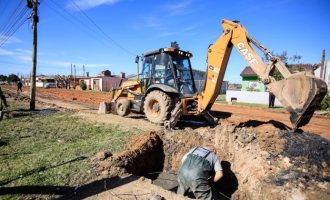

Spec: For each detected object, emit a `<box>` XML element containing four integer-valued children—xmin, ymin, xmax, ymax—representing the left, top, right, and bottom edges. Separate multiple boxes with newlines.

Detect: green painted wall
<box><xmin>241</xmin><ymin>76</ymin><xmax>266</xmax><ymax>92</ymax></box>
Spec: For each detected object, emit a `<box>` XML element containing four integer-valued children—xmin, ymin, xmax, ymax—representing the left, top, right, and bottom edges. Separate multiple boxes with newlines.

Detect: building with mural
<box><xmin>240</xmin><ymin>66</ymin><xmax>265</xmax><ymax>92</ymax></box>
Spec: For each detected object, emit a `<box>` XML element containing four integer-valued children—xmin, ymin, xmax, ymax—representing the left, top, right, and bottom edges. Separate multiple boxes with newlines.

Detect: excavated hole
<box><xmin>99</xmin><ymin>125</ymin><xmax>330</xmax><ymax>200</ymax></box>
<box><xmin>100</xmin><ymin>130</ymin><xmax>240</xmax><ymax>199</ymax></box>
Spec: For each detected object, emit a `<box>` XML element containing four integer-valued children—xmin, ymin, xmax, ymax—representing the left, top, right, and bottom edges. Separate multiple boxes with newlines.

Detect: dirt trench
<box><xmin>95</xmin><ymin>123</ymin><xmax>329</xmax><ymax>200</ymax></box>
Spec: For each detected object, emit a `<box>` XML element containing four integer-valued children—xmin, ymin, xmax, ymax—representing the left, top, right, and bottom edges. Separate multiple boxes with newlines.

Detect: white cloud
<box><xmin>157</xmin><ymin>25</ymin><xmax>199</xmax><ymax>38</ymax></box>
<box><xmin>162</xmin><ymin>0</ymin><xmax>193</xmax><ymax>16</ymax></box>
<box><xmin>0</xmin><ymin>35</ymin><xmax>22</xmax><ymax>45</ymax></box>
<box><xmin>39</xmin><ymin>59</ymin><xmax>110</xmax><ymax>69</ymax></box>
<box><xmin>67</xmin><ymin>0</ymin><xmax>121</xmax><ymax>11</ymax></box>
<box><xmin>144</xmin><ymin>16</ymin><xmax>161</xmax><ymax>28</ymax></box>
<box><xmin>0</xmin><ymin>48</ymin><xmax>14</xmax><ymax>56</ymax></box>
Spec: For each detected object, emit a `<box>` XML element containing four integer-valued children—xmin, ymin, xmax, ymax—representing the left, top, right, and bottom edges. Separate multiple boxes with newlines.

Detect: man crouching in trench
<box><xmin>177</xmin><ymin>144</ymin><xmax>223</xmax><ymax>200</ymax></box>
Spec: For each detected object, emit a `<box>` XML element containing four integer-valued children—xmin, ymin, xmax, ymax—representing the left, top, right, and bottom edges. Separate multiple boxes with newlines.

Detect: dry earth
<box><xmin>2</xmin><ymin>86</ymin><xmax>330</xmax><ymax>199</ymax></box>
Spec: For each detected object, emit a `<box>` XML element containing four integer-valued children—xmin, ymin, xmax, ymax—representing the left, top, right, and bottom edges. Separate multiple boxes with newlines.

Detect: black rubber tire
<box><xmin>115</xmin><ymin>98</ymin><xmax>130</xmax><ymax>116</ymax></box>
<box><xmin>143</xmin><ymin>90</ymin><xmax>172</xmax><ymax>124</ymax></box>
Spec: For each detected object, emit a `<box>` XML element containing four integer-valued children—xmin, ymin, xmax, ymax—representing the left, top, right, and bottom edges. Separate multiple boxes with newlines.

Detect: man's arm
<box><xmin>213</xmin><ymin>170</ymin><xmax>223</xmax><ymax>182</ymax></box>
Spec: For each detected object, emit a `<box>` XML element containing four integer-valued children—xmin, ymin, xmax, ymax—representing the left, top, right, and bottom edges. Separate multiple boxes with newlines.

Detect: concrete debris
<box><xmin>98</xmin><ymin>102</ymin><xmax>110</xmax><ymax>114</ymax></box>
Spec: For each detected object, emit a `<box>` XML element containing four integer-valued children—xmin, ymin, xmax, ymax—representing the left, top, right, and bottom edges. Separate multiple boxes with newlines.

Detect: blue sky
<box><xmin>0</xmin><ymin>0</ymin><xmax>329</xmax><ymax>83</ymax></box>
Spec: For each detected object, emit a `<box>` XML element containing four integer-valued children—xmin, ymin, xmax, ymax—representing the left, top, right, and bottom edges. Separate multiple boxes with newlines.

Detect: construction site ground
<box><xmin>1</xmin><ymin>86</ymin><xmax>329</xmax><ymax>200</ymax></box>
<box><xmin>20</xmin><ymin>86</ymin><xmax>330</xmax><ymax>140</ymax></box>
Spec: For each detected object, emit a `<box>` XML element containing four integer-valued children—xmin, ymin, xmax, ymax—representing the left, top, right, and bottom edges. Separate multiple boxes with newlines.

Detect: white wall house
<box><xmin>314</xmin><ymin>60</ymin><xmax>330</xmax><ymax>88</ymax></box>
<box><xmin>226</xmin><ymin>90</ymin><xmax>282</xmax><ymax>106</ymax></box>
<box><xmin>226</xmin><ymin>66</ymin><xmax>282</xmax><ymax>106</ymax></box>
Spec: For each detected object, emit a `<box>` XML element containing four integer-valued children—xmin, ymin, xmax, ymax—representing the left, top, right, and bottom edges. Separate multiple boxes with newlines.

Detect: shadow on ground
<box><xmin>0</xmin><ymin>175</ymin><xmax>139</xmax><ymax>199</ymax></box>
<box><xmin>0</xmin><ymin>156</ymin><xmax>87</xmax><ymax>186</ymax></box>
<box><xmin>176</xmin><ymin>110</ymin><xmax>232</xmax><ymax>129</ymax></box>
<box><xmin>237</xmin><ymin>119</ymin><xmax>291</xmax><ymax>130</ymax></box>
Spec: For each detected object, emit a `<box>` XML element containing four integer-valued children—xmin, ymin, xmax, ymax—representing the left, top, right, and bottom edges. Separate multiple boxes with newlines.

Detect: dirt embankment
<box><xmin>2</xmin><ymin>86</ymin><xmax>329</xmax><ymax>199</ymax></box>
<box><xmin>96</xmin><ymin>123</ymin><xmax>329</xmax><ymax>200</ymax></box>
<box><xmin>4</xmin><ymin>86</ymin><xmax>329</xmax><ymax>139</ymax></box>
<box><xmin>212</xmin><ymin>104</ymin><xmax>330</xmax><ymax>140</ymax></box>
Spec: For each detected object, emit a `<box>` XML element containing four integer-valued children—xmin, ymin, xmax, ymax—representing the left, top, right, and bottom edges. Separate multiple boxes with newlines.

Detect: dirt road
<box><xmin>4</xmin><ymin>86</ymin><xmax>329</xmax><ymax>139</ymax></box>
<box><xmin>212</xmin><ymin>104</ymin><xmax>330</xmax><ymax>140</ymax></box>
<box><xmin>2</xmin><ymin>86</ymin><xmax>329</xmax><ymax>199</ymax></box>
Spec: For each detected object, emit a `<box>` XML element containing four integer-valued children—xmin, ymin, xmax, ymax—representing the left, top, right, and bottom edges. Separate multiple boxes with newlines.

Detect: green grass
<box><xmin>216</xmin><ymin>94</ymin><xmax>226</xmax><ymax>102</ymax></box>
<box><xmin>215</xmin><ymin>95</ymin><xmax>284</xmax><ymax>110</ymax></box>
<box><xmin>0</xmin><ymin>102</ymin><xmax>139</xmax><ymax>199</ymax></box>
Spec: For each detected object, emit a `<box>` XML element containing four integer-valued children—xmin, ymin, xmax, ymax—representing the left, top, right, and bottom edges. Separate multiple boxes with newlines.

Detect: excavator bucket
<box><xmin>269</xmin><ymin>73</ymin><xmax>328</xmax><ymax>130</ymax></box>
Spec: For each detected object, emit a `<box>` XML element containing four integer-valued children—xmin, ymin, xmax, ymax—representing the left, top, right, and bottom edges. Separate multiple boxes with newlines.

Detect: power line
<box><xmin>0</xmin><ymin>6</ymin><xmax>29</xmax><ymax>37</ymax></box>
<box><xmin>0</xmin><ymin>0</ymin><xmax>26</xmax><ymax>34</ymax></box>
<box><xmin>0</xmin><ymin>11</ymin><xmax>29</xmax><ymax>46</ymax></box>
<box><xmin>0</xmin><ymin>0</ymin><xmax>24</xmax><ymax>33</ymax></box>
<box><xmin>70</xmin><ymin>0</ymin><xmax>135</xmax><ymax>56</ymax></box>
<box><xmin>0</xmin><ymin>10</ymin><xmax>29</xmax><ymax>47</ymax></box>
<box><xmin>0</xmin><ymin>1</ymin><xmax>30</xmax><ymax>47</ymax></box>
<box><xmin>44</xmin><ymin>0</ymin><xmax>112</xmax><ymax>47</ymax></box>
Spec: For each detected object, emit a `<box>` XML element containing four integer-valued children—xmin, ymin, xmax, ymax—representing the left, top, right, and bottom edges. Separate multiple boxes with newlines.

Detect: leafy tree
<box><xmin>7</xmin><ymin>74</ymin><xmax>19</xmax><ymax>83</ymax></box>
<box><xmin>0</xmin><ymin>74</ymin><xmax>8</xmax><ymax>82</ymax></box>
<box><xmin>290</xmin><ymin>54</ymin><xmax>302</xmax><ymax>64</ymax></box>
<box><xmin>80</xmin><ymin>81</ymin><xmax>87</xmax><ymax>90</ymax></box>
<box><xmin>263</xmin><ymin>51</ymin><xmax>303</xmax><ymax>81</ymax></box>
<box><xmin>320</xmin><ymin>93</ymin><xmax>330</xmax><ymax>111</ymax></box>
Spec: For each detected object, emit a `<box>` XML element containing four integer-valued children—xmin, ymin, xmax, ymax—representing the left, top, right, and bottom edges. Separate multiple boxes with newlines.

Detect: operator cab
<box><xmin>140</xmin><ymin>47</ymin><xmax>196</xmax><ymax>96</ymax></box>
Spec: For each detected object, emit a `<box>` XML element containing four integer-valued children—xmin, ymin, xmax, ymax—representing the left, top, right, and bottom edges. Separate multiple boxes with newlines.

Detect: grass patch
<box><xmin>0</xmin><ymin>102</ymin><xmax>139</xmax><ymax>199</ymax></box>
<box><xmin>216</xmin><ymin>94</ymin><xmax>226</xmax><ymax>102</ymax></box>
<box><xmin>215</xmin><ymin>95</ymin><xmax>284</xmax><ymax>110</ymax></box>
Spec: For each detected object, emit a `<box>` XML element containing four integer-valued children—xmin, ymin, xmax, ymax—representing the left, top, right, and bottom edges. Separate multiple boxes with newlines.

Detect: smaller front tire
<box><xmin>115</xmin><ymin>98</ymin><xmax>130</xmax><ymax>116</ymax></box>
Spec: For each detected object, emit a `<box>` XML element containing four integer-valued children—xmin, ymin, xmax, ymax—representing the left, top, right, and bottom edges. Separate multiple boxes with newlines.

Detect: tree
<box><xmin>0</xmin><ymin>74</ymin><xmax>8</xmax><ymax>82</ymax></box>
<box><xmin>80</xmin><ymin>81</ymin><xmax>87</xmax><ymax>90</ymax></box>
<box><xmin>7</xmin><ymin>74</ymin><xmax>19</xmax><ymax>83</ymax></box>
<box><xmin>320</xmin><ymin>93</ymin><xmax>330</xmax><ymax>111</ymax></box>
<box><xmin>264</xmin><ymin>51</ymin><xmax>303</xmax><ymax>81</ymax></box>
<box><xmin>290</xmin><ymin>54</ymin><xmax>302</xmax><ymax>64</ymax></box>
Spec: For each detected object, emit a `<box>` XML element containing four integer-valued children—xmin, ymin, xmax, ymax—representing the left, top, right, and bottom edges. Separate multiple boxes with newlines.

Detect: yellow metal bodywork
<box><xmin>112</xmin><ymin>80</ymin><xmax>142</xmax><ymax>101</ymax></box>
<box><xmin>197</xmin><ymin>19</ymin><xmax>327</xmax><ymax>129</ymax></box>
<box><xmin>110</xmin><ymin>19</ymin><xmax>327</xmax><ymax>130</ymax></box>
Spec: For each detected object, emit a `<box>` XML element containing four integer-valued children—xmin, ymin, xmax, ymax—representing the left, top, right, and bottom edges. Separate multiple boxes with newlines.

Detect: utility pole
<box><xmin>70</xmin><ymin>64</ymin><xmax>73</xmax><ymax>89</ymax></box>
<box><xmin>74</xmin><ymin>64</ymin><xmax>76</xmax><ymax>88</ymax></box>
<box><xmin>83</xmin><ymin>65</ymin><xmax>85</xmax><ymax>77</ymax></box>
<box><xmin>320</xmin><ymin>49</ymin><xmax>325</xmax><ymax>80</ymax></box>
<box><xmin>28</xmin><ymin>0</ymin><xmax>39</xmax><ymax>110</ymax></box>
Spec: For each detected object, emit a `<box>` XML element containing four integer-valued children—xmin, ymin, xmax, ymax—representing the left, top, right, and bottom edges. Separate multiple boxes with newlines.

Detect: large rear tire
<box><xmin>115</xmin><ymin>98</ymin><xmax>130</xmax><ymax>116</ymax></box>
<box><xmin>144</xmin><ymin>90</ymin><xmax>172</xmax><ymax>124</ymax></box>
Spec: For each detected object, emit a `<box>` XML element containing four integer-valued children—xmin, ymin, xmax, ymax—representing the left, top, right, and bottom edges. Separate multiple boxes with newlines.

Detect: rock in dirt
<box><xmin>98</xmin><ymin>102</ymin><xmax>110</xmax><ymax>114</ymax></box>
<box><xmin>93</xmin><ymin>150</ymin><xmax>112</xmax><ymax>161</ymax></box>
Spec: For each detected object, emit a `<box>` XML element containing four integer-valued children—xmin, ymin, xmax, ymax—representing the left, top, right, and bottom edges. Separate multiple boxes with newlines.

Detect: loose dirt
<box><xmin>211</xmin><ymin>104</ymin><xmax>330</xmax><ymax>140</ymax></box>
<box><xmin>3</xmin><ymin>86</ymin><xmax>329</xmax><ymax>199</ymax></box>
<box><xmin>5</xmin><ymin>86</ymin><xmax>328</xmax><ymax>138</ymax></box>
<box><xmin>94</xmin><ymin>124</ymin><xmax>329</xmax><ymax>200</ymax></box>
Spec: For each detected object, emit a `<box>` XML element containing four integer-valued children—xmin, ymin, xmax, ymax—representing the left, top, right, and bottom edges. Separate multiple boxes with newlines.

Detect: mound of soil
<box><xmin>98</xmin><ymin>132</ymin><xmax>164</xmax><ymax>176</ymax></box>
<box><xmin>95</xmin><ymin>123</ymin><xmax>330</xmax><ymax>199</ymax></box>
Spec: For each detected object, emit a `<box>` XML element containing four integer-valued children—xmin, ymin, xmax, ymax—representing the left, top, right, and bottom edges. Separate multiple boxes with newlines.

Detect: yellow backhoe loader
<box><xmin>110</xmin><ymin>19</ymin><xmax>327</xmax><ymax>130</ymax></box>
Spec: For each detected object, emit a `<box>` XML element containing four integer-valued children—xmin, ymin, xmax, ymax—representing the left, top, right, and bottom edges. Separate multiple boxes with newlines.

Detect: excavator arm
<box><xmin>198</xmin><ymin>19</ymin><xmax>327</xmax><ymax>130</ymax></box>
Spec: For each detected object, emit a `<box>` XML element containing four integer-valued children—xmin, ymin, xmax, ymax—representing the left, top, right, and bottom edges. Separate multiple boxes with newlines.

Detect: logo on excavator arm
<box><xmin>237</xmin><ymin>42</ymin><xmax>258</xmax><ymax>65</ymax></box>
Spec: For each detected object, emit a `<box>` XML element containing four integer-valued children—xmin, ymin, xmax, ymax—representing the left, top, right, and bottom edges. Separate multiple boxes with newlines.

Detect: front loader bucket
<box><xmin>269</xmin><ymin>73</ymin><xmax>328</xmax><ymax>130</ymax></box>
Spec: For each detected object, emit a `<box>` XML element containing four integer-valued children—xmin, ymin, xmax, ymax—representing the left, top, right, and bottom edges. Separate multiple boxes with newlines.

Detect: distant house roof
<box><xmin>240</xmin><ymin>66</ymin><xmax>257</xmax><ymax>77</ymax></box>
<box><xmin>289</xmin><ymin>64</ymin><xmax>315</xmax><ymax>72</ymax></box>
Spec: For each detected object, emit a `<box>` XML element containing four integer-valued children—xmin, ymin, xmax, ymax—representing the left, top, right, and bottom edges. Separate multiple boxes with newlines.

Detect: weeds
<box><xmin>0</xmin><ymin>104</ymin><xmax>138</xmax><ymax>199</ymax></box>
